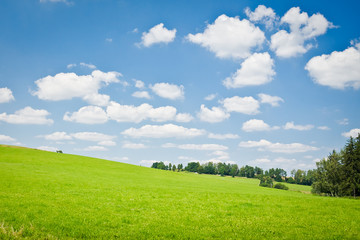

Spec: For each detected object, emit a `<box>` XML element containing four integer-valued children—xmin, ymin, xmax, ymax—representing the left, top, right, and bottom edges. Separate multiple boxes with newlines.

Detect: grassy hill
<box><xmin>0</xmin><ymin>145</ymin><xmax>359</xmax><ymax>239</ymax></box>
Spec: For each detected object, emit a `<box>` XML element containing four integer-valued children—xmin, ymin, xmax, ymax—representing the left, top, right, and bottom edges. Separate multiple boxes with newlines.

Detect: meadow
<box><xmin>0</xmin><ymin>145</ymin><xmax>359</xmax><ymax>239</ymax></box>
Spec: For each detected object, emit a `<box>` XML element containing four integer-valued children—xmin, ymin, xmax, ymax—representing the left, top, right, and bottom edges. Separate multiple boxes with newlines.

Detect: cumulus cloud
<box><xmin>239</xmin><ymin>139</ymin><xmax>319</xmax><ymax>153</ymax></box>
<box><xmin>32</xmin><ymin>70</ymin><xmax>123</xmax><ymax>105</ymax></box>
<box><xmin>221</xmin><ymin>96</ymin><xmax>260</xmax><ymax>115</ymax></box>
<box><xmin>82</xmin><ymin>93</ymin><xmax>111</xmax><ymax>107</ymax></box>
<box><xmin>0</xmin><ymin>106</ymin><xmax>53</xmax><ymax>125</ymax></box>
<box><xmin>242</xmin><ymin>119</ymin><xmax>279</xmax><ymax>132</ymax></box>
<box><xmin>223</xmin><ymin>52</ymin><xmax>275</xmax><ymax>88</ymax></box>
<box><xmin>283</xmin><ymin>121</ymin><xmax>314</xmax><ymax>131</ymax></box>
<box><xmin>197</xmin><ymin>105</ymin><xmax>230</xmax><ymax>123</ymax></box>
<box><xmin>42</xmin><ymin>132</ymin><xmax>72</xmax><ymax>141</ymax></box>
<box><xmin>0</xmin><ymin>134</ymin><xmax>16</xmax><ymax>143</ymax></box>
<box><xmin>305</xmin><ymin>43</ymin><xmax>360</xmax><ymax>89</ymax></box>
<box><xmin>270</xmin><ymin>7</ymin><xmax>333</xmax><ymax>58</ymax></box>
<box><xmin>121</xmin><ymin>124</ymin><xmax>206</xmax><ymax>138</ymax></box>
<box><xmin>258</xmin><ymin>93</ymin><xmax>284</xmax><ymax>107</ymax></box>
<box><xmin>122</xmin><ymin>143</ymin><xmax>147</xmax><ymax>149</ymax></box>
<box><xmin>208</xmin><ymin>133</ymin><xmax>239</xmax><ymax>140</ymax></box>
<box><xmin>342</xmin><ymin>128</ymin><xmax>360</xmax><ymax>138</ymax></box>
<box><xmin>187</xmin><ymin>14</ymin><xmax>265</xmax><ymax>59</ymax></box>
<box><xmin>107</xmin><ymin>101</ymin><xmax>188</xmax><ymax>123</ymax></box>
<box><xmin>132</xmin><ymin>91</ymin><xmax>151</xmax><ymax>99</ymax></box>
<box><xmin>64</xmin><ymin>106</ymin><xmax>108</xmax><ymax>124</ymax></box>
<box><xmin>163</xmin><ymin>143</ymin><xmax>228</xmax><ymax>151</ymax></box>
<box><xmin>140</xmin><ymin>23</ymin><xmax>176</xmax><ymax>47</ymax></box>
<box><xmin>0</xmin><ymin>88</ymin><xmax>15</xmax><ymax>103</ymax></box>
<box><xmin>245</xmin><ymin>5</ymin><xmax>277</xmax><ymax>30</ymax></box>
<box><xmin>149</xmin><ymin>83</ymin><xmax>184</xmax><ymax>100</ymax></box>
<box><xmin>133</xmin><ymin>79</ymin><xmax>145</xmax><ymax>89</ymax></box>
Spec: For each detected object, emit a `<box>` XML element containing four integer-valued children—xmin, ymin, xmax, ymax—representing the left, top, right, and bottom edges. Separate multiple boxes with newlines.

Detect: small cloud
<box><xmin>83</xmin><ymin>146</ymin><xmax>108</xmax><ymax>151</ymax></box>
<box><xmin>0</xmin><ymin>87</ymin><xmax>15</xmax><ymax>103</ymax></box>
<box><xmin>283</xmin><ymin>122</ymin><xmax>314</xmax><ymax>131</ymax></box>
<box><xmin>197</xmin><ymin>104</ymin><xmax>230</xmax><ymax>123</ymax></box>
<box><xmin>132</xmin><ymin>91</ymin><xmax>151</xmax><ymax>99</ymax></box>
<box><xmin>80</xmin><ymin>62</ymin><xmax>97</xmax><ymax>69</ymax></box>
<box><xmin>67</xmin><ymin>63</ymin><xmax>77</xmax><ymax>69</ymax></box>
<box><xmin>204</xmin><ymin>94</ymin><xmax>217</xmax><ymax>101</ymax></box>
<box><xmin>122</xmin><ymin>143</ymin><xmax>147</xmax><ymax>149</ymax></box>
<box><xmin>133</xmin><ymin>79</ymin><xmax>145</xmax><ymax>89</ymax></box>
<box><xmin>139</xmin><ymin>23</ymin><xmax>176</xmax><ymax>47</ymax></box>
<box><xmin>105</xmin><ymin>38</ymin><xmax>113</xmax><ymax>43</ymax></box>
<box><xmin>337</xmin><ymin>118</ymin><xmax>349</xmax><ymax>125</ymax></box>
<box><xmin>242</xmin><ymin>119</ymin><xmax>279</xmax><ymax>132</ymax></box>
<box><xmin>208</xmin><ymin>133</ymin><xmax>239</xmax><ymax>140</ymax></box>
<box><xmin>342</xmin><ymin>128</ymin><xmax>360</xmax><ymax>138</ymax></box>
<box><xmin>149</xmin><ymin>83</ymin><xmax>184</xmax><ymax>100</ymax></box>
<box><xmin>258</xmin><ymin>93</ymin><xmax>284</xmax><ymax>107</ymax></box>
<box><xmin>318</xmin><ymin>126</ymin><xmax>330</xmax><ymax>131</ymax></box>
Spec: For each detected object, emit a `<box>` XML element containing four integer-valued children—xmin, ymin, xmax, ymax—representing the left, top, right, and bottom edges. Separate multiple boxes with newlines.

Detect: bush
<box><xmin>259</xmin><ymin>176</ymin><xmax>273</xmax><ymax>188</ymax></box>
<box><xmin>274</xmin><ymin>183</ymin><xmax>289</xmax><ymax>190</ymax></box>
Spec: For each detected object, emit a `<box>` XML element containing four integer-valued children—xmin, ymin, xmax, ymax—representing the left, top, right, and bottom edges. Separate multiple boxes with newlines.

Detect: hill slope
<box><xmin>0</xmin><ymin>145</ymin><xmax>359</xmax><ymax>239</ymax></box>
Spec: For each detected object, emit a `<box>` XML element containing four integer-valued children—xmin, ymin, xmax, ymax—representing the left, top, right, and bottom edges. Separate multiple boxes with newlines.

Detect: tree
<box><xmin>342</xmin><ymin>136</ymin><xmax>360</xmax><ymax>197</ymax></box>
<box><xmin>185</xmin><ymin>162</ymin><xmax>200</xmax><ymax>172</ymax></box>
<box><xmin>172</xmin><ymin>165</ymin><xmax>177</xmax><ymax>171</ymax></box>
<box><xmin>169</xmin><ymin>163</ymin><xmax>172</xmax><ymax>171</ymax></box>
<box><xmin>177</xmin><ymin>164</ymin><xmax>183</xmax><ymax>172</ymax></box>
<box><xmin>230</xmin><ymin>164</ymin><xmax>239</xmax><ymax>178</ymax></box>
<box><xmin>259</xmin><ymin>176</ymin><xmax>273</xmax><ymax>188</ymax></box>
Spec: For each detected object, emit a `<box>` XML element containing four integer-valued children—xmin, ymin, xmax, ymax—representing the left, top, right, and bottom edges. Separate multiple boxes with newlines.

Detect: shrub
<box><xmin>259</xmin><ymin>176</ymin><xmax>273</xmax><ymax>188</ymax></box>
<box><xmin>274</xmin><ymin>183</ymin><xmax>289</xmax><ymax>190</ymax></box>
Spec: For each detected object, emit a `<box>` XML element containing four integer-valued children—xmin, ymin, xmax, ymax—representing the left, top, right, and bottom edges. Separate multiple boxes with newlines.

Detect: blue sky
<box><xmin>1</xmin><ymin>0</ymin><xmax>359</xmax><ymax>172</ymax></box>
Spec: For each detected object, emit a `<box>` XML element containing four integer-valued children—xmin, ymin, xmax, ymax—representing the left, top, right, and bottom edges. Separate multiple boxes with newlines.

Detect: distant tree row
<box><xmin>312</xmin><ymin>135</ymin><xmax>360</xmax><ymax>197</ymax></box>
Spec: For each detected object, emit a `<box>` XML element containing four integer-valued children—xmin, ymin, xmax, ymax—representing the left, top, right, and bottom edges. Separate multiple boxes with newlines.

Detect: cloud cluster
<box><xmin>140</xmin><ymin>23</ymin><xmax>176</xmax><ymax>47</ymax></box>
<box><xmin>245</xmin><ymin>5</ymin><xmax>277</xmax><ymax>30</ymax></box>
<box><xmin>0</xmin><ymin>106</ymin><xmax>53</xmax><ymax>125</ymax></box>
<box><xmin>64</xmin><ymin>106</ymin><xmax>108</xmax><ymax>124</ymax></box>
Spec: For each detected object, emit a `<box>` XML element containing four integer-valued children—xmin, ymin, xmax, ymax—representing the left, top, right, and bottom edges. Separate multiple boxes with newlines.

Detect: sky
<box><xmin>0</xmin><ymin>0</ymin><xmax>359</xmax><ymax>173</ymax></box>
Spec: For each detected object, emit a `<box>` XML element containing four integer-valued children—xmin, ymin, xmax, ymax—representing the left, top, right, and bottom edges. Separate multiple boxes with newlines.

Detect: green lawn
<box><xmin>0</xmin><ymin>145</ymin><xmax>359</xmax><ymax>239</ymax></box>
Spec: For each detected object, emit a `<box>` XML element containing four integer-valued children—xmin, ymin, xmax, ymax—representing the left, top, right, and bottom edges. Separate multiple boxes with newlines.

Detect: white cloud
<box><xmin>32</xmin><ymin>70</ymin><xmax>122</xmax><ymax>104</ymax></box>
<box><xmin>37</xmin><ymin>146</ymin><xmax>59</xmax><ymax>152</ymax></box>
<box><xmin>283</xmin><ymin>121</ymin><xmax>314</xmax><ymax>131</ymax></box>
<box><xmin>342</xmin><ymin>128</ymin><xmax>360</xmax><ymax>138</ymax></box>
<box><xmin>140</xmin><ymin>23</ymin><xmax>176</xmax><ymax>47</ymax></box>
<box><xmin>107</xmin><ymin>101</ymin><xmax>187</xmax><ymax>123</ymax></box>
<box><xmin>204</xmin><ymin>94</ymin><xmax>217</xmax><ymax>101</ymax></box>
<box><xmin>175</xmin><ymin>113</ymin><xmax>193</xmax><ymax>123</ymax></box>
<box><xmin>80</xmin><ymin>62</ymin><xmax>96</xmax><ymax>69</ymax></box>
<box><xmin>245</xmin><ymin>5</ymin><xmax>277</xmax><ymax>30</ymax></box>
<box><xmin>221</xmin><ymin>96</ymin><xmax>260</xmax><ymax>115</ymax></box>
<box><xmin>187</xmin><ymin>14</ymin><xmax>265</xmax><ymax>59</ymax></box>
<box><xmin>258</xmin><ymin>93</ymin><xmax>284</xmax><ymax>107</ymax></box>
<box><xmin>163</xmin><ymin>143</ymin><xmax>228</xmax><ymax>151</ymax></box>
<box><xmin>239</xmin><ymin>139</ymin><xmax>319</xmax><ymax>153</ymax></box>
<box><xmin>121</xmin><ymin>124</ymin><xmax>206</xmax><ymax>138</ymax></box>
<box><xmin>223</xmin><ymin>52</ymin><xmax>275</xmax><ymax>88</ymax></box>
<box><xmin>150</xmin><ymin>83</ymin><xmax>184</xmax><ymax>100</ymax></box>
<box><xmin>98</xmin><ymin>140</ymin><xmax>116</xmax><ymax>146</ymax></box>
<box><xmin>208</xmin><ymin>133</ymin><xmax>239</xmax><ymax>140</ymax></box>
<box><xmin>82</xmin><ymin>93</ymin><xmax>110</xmax><ymax>107</ymax></box>
<box><xmin>305</xmin><ymin>43</ymin><xmax>360</xmax><ymax>90</ymax></box>
<box><xmin>122</xmin><ymin>143</ymin><xmax>147</xmax><ymax>149</ymax></box>
<box><xmin>242</xmin><ymin>119</ymin><xmax>279</xmax><ymax>132</ymax></box>
<box><xmin>71</xmin><ymin>132</ymin><xmax>116</xmax><ymax>142</ymax></box>
<box><xmin>318</xmin><ymin>126</ymin><xmax>330</xmax><ymax>131</ymax></box>
<box><xmin>338</xmin><ymin>118</ymin><xmax>349</xmax><ymax>125</ymax></box>
<box><xmin>133</xmin><ymin>79</ymin><xmax>145</xmax><ymax>89</ymax></box>
<box><xmin>0</xmin><ymin>106</ymin><xmax>53</xmax><ymax>125</ymax></box>
<box><xmin>0</xmin><ymin>134</ymin><xmax>16</xmax><ymax>143</ymax></box>
<box><xmin>271</xmin><ymin>7</ymin><xmax>333</xmax><ymax>58</ymax></box>
<box><xmin>274</xmin><ymin>157</ymin><xmax>297</xmax><ymax>163</ymax></box>
<box><xmin>82</xmin><ymin>146</ymin><xmax>108</xmax><ymax>151</ymax></box>
<box><xmin>0</xmin><ymin>88</ymin><xmax>15</xmax><ymax>103</ymax></box>
<box><xmin>254</xmin><ymin>158</ymin><xmax>271</xmax><ymax>163</ymax></box>
<box><xmin>197</xmin><ymin>105</ymin><xmax>230</xmax><ymax>123</ymax></box>
<box><xmin>42</xmin><ymin>132</ymin><xmax>72</xmax><ymax>141</ymax></box>
<box><xmin>67</xmin><ymin>63</ymin><xmax>77</xmax><ymax>69</ymax></box>
<box><xmin>132</xmin><ymin>91</ymin><xmax>151</xmax><ymax>99</ymax></box>
<box><xmin>64</xmin><ymin>106</ymin><xmax>108</xmax><ymax>124</ymax></box>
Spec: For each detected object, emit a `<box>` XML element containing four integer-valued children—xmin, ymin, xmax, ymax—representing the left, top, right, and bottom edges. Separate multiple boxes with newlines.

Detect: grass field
<box><xmin>0</xmin><ymin>145</ymin><xmax>359</xmax><ymax>239</ymax></box>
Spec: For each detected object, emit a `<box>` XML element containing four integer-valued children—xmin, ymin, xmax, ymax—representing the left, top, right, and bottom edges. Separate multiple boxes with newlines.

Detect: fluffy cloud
<box><xmin>122</xmin><ymin>143</ymin><xmax>147</xmax><ymax>149</ymax></box>
<box><xmin>42</xmin><ymin>132</ymin><xmax>72</xmax><ymax>141</ymax></box>
<box><xmin>187</xmin><ymin>14</ymin><xmax>265</xmax><ymax>59</ymax></box>
<box><xmin>239</xmin><ymin>139</ymin><xmax>319</xmax><ymax>153</ymax></box>
<box><xmin>305</xmin><ymin>43</ymin><xmax>360</xmax><ymax>90</ymax></box>
<box><xmin>0</xmin><ymin>88</ymin><xmax>15</xmax><ymax>103</ymax></box>
<box><xmin>0</xmin><ymin>106</ymin><xmax>53</xmax><ymax>125</ymax></box>
<box><xmin>197</xmin><ymin>105</ymin><xmax>230</xmax><ymax>123</ymax></box>
<box><xmin>71</xmin><ymin>132</ymin><xmax>116</xmax><ymax>142</ymax></box>
<box><xmin>82</xmin><ymin>93</ymin><xmax>110</xmax><ymax>107</ymax></box>
<box><xmin>64</xmin><ymin>106</ymin><xmax>108</xmax><ymax>124</ymax></box>
<box><xmin>223</xmin><ymin>52</ymin><xmax>275</xmax><ymax>88</ymax></box>
<box><xmin>107</xmin><ymin>101</ymin><xmax>188</xmax><ymax>123</ymax></box>
<box><xmin>283</xmin><ymin>122</ymin><xmax>314</xmax><ymax>131</ymax></box>
<box><xmin>242</xmin><ymin>119</ymin><xmax>279</xmax><ymax>132</ymax></box>
<box><xmin>342</xmin><ymin>128</ymin><xmax>360</xmax><ymax>138</ymax></box>
<box><xmin>132</xmin><ymin>91</ymin><xmax>151</xmax><ymax>99</ymax></box>
<box><xmin>208</xmin><ymin>133</ymin><xmax>239</xmax><ymax>140</ymax></box>
<box><xmin>245</xmin><ymin>5</ymin><xmax>277</xmax><ymax>29</ymax></box>
<box><xmin>32</xmin><ymin>70</ymin><xmax>122</xmax><ymax>105</ymax></box>
<box><xmin>149</xmin><ymin>83</ymin><xmax>184</xmax><ymax>100</ymax></box>
<box><xmin>163</xmin><ymin>143</ymin><xmax>228</xmax><ymax>151</ymax></box>
<box><xmin>271</xmin><ymin>7</ymin><xmax>333</xmax><ymax>58</ymax></box>
<box><xmin>134</xmin><ymin>79</ymin><xmax>145</xmax><ymax>89</ymax></box>
<box><xmin>121</xmin><ymin>124</ymin><xmax>206</xmax><ymax>138</ymax></box>
<box><xmin>258</xmin><ymin>93</ymin><xmax>284</xmax><ymax>107</ymax></box>
<box><xmin>140</xmin><ymin>23</ymin><xmax>176</xmax><ymax>47</ymax></box>
<box><xmin>0</xmin><ymin>134</ymin><xmax>16</xmax><ymax>143</ymax></box>
<box><xmin>221</xmin><ymin>96</ymin><xmax>260</xmax><ymax>115</ymax></box>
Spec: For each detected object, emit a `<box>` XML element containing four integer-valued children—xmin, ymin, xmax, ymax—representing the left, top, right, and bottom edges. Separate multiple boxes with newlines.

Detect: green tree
<box><xmin>342</xmin><ymin>136</ymin><xmax>360</xmax><ymax>197</ymax></box>
<box><xmin>172</xmin><ymin>165</ymin><xmax>177</xmax><ymax>171</ymax></box>
<box><xmin>230</xmin><ymin>164</ymin><xmax>239</xmax><ymax>178</ymax></box>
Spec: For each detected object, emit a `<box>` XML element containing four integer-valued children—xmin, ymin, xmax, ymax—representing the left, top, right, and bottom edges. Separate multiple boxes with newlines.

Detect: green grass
<box><xmin>0</xmin><ymin>145</ymin><xmax>359</xmax><ymax>239</ymax></box>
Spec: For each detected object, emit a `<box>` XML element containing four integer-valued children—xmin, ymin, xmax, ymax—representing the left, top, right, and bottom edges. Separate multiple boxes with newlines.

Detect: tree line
<box><xmin>312</xmin><ymin>135</ymin><xmax>360</xmax><ymax>197</ymax></box>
